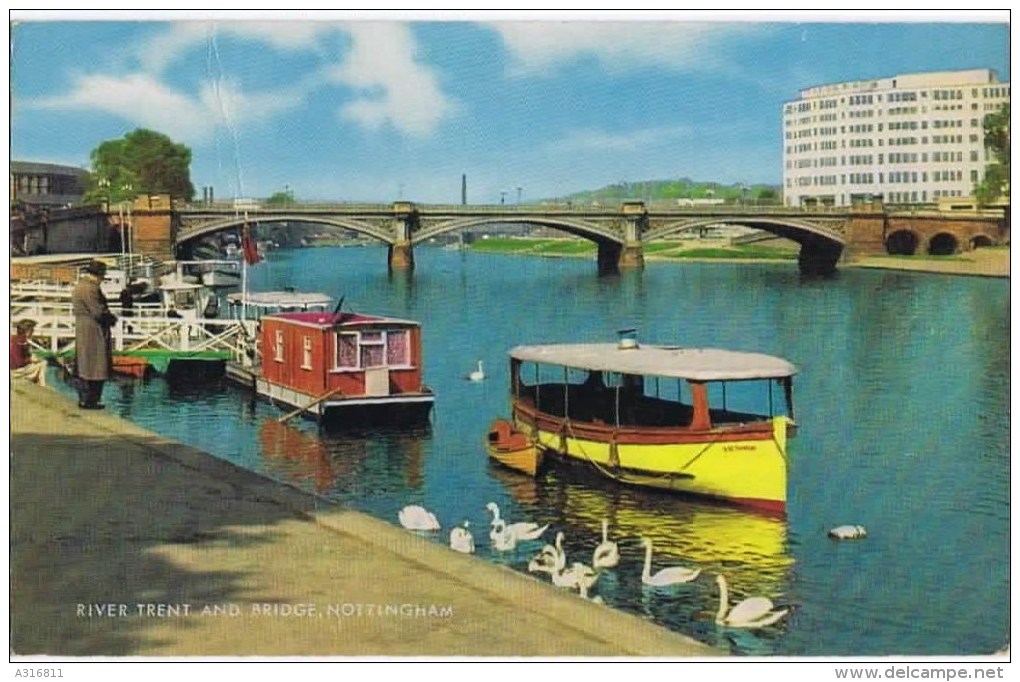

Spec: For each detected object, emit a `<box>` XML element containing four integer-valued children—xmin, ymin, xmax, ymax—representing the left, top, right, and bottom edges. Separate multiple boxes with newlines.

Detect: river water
<box><xmin>47</xmin><ymin>245</ymin><xmax>1010</xmax><ymax>657</ymax></box>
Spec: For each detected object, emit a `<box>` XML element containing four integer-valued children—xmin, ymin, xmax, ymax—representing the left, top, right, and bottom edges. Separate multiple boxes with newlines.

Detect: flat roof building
<box><xmin>10</xmin><ymin>160</ymin><xmax>90</xmax><ymax>208</ymax></box>
<box><xmin>782</xmin><ymin>69</ymin><xmax>1009</xmax><ymax>208</ymax></box>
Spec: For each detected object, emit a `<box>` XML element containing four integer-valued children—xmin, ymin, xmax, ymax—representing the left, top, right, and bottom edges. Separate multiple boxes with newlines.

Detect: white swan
<box><xmin>578</xmin><ymin>581</ymin><xmax>605</xmax><ymax>604</ymax></box>
<box><xmin>484</xmin><ymin>502</ymin><xmax>549</xmax><ymax>542</ymax></box>
<box><xmin>398</xmin><ymin>504</ymin><xmax>440</xmax><ymax>531</ymax></box>
<box><xmin>467</xmin><ymin>360</ymin><xmax>486</xmax><ymax>382</ymax></box>
<box><xmin>592</xmin><ymin>518</ymin><xmax>620</xmax><ymax>570</ymax></box>
<box><xmin>715</xmin><ymin>574</ymin><xmax>789</xmax><ymax>629</ymax></box>
<box><xmin>828</xmin><ymin>524</ymin><xmax>867</xmax><ymax>540</ymax></box>
<box><xmin>641</xmin><ymin>537</ymin><xmax>701</xmax><ymax>587</ymax></box>
<box><xmin>449</xmin><ymin>520</ymin><xmax>474</xmax><ymax>554</ymax></box>
<box><xmin>490</xmin><ymin>518</ymin><xmax>517</xmax><ymax>552</ymax></box>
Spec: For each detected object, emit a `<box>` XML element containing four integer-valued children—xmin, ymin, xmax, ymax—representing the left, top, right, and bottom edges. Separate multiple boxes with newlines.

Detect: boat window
<box><xmin>386</xmin><ymin>329</ymin><xmax>410</xmax><ymax>366</ymax></box>
<box><xmin>337</xmin><ymin>333</ymin><xmax>358</xmax><ymax>368</ymax></box>
<box><xmin>301</xmin><ymin>336</ymin><xmax>313</xmax><ymax>370</ymax></box>
<box><xmin>273</xmin><ymin>329</ymin><xmax>285</xmax><ymax>362</ymax></box>
<box><xmin>705</xmin><ymin>380</ymin><xmax>782</xmax><ymax>423</ymax></box>
<box><xmin>359</xmin><ymin>332</ymin><xmax>385</xmax><ymax>368</ymax></box>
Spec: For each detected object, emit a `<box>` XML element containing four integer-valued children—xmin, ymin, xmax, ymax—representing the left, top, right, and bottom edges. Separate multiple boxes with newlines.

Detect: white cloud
<box><xmin>325</xmin><ymin>23</ymin><xmax>457</xmax><ymax>137</ymax></box>
<box><xmin>139</xmin><ymin>21</ymin><xmax>335</xmax><ymax>74</ymax></box>
<box><xmin>489</xmin><ymin>21</ymin><xmax>765</xmax><ymax>75</ymax></box>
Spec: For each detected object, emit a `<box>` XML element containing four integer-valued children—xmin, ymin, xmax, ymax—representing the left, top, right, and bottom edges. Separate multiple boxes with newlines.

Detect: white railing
<box><xmin>11</xmin><ymin>299</ymin><xmax>257</xmax><ymax>366</ymax></box>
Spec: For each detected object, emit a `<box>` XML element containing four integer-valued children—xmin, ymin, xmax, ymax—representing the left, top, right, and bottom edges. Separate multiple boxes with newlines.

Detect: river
<box><xmin>47</xmin><ymin>245</ymin><xmax>1010</xmax><ymax>657</ymax></box>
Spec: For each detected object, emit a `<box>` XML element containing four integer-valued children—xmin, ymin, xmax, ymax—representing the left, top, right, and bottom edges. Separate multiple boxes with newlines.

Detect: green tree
<box><xmin>84</xmin><ymin>128</ymin><xmax>195</xmax><ymax>205</ymax></box>
<box><xmin>975</xmin><ymin>103</ymin><xmax>1009</xmax><ymax>206</ymax></box>
<box><xmin>264</xmin><ymin>190</ymin><xmax>295</xmax><ymax>207</ymax></box>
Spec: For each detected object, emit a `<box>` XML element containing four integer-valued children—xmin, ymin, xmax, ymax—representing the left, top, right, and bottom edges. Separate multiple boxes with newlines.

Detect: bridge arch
<box><xmin>970</xmin><ymin>234</ymin><xmax>996</xmax><ymax>249</ymax></box>
<box><xmin>927</xmin><ymin>232</ymin><xmax>960</xmax><ymax>256</ymax></box>
<box><xmin>886</xmin><ymin>229</ymin><xmax>921</xmax><ymax>255</ymax></box>
<box><xmin>411</xmin><ymin>216</ymin><xmax>624</xmax><ymax>245</ymax></box>
<box><xmin>176</xmin><ymin>215</ymin><xmax>397</xmax><ymax>248</ymax></box>
<box><xmin>642</xmin><ymin>216</ymin><xmax>846</xmax><ymax>247</ymax></box>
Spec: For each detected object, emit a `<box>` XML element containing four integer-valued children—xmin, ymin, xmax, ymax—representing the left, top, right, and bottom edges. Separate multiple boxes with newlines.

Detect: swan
<box><xmin>467</xmin><ymin>360</ymin><xmax>486</xmax><ymax>382</ymax></box>
<box><xmin>641</xmin><ymin>537</ymin><xmax>701</xmax><ymax>587</ymax></box>
<box><xmin>592</xmin><ymin>518</ymin><xmax>620</xmax><ymax>570</ymax></box>
<box><xmin>828</xmin><ymin>524</ymin><xmax>867</xmax><ymax>540</ymax></box>
<box><xmin>484</xmin><ymin>502</ymin><xmax>549</xmax><ymax>542</ymax></box>
<box><xmin>398</xmin><ymin>504</ymin><xmax>440</xmax><ymax>531</ymax></box>
<box><xmin>551</xmin><ymin>562</ymin><xmax>599</xmax><ymax>591</ymax></box>
<box><xmin>715</xmin><ymin>574</ymin><xmax>789</xmax><ymax>629</ymax></box>
<box><xmin>449</xmin><ymin>520</ymin><xmax>474</xmax><ymax>554</ymax></box>
<box><xmin>490</xmin><ymin>518</ymin><xmax>517</xmax><ymax>552</ymax></box>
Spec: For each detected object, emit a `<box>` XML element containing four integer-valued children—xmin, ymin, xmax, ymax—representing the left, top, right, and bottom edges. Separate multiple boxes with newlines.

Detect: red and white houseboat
<box><xmin>255</xmin><ymin>309</ymin><xmax>435</xmax><ymax>426</ymax></box>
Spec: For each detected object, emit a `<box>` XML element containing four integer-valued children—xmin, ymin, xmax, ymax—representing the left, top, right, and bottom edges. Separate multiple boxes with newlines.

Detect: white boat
<box><xmin>226</xmin><ymin>290</ymin><xmax>333</xmax><ymax>320</ymax></box>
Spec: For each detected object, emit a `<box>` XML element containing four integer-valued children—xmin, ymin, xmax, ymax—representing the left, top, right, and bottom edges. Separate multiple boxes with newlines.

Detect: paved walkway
<box><xmin>10</xmin><ymin>380</ymin><xmax>721</xmax><ymax>658</ymax></box>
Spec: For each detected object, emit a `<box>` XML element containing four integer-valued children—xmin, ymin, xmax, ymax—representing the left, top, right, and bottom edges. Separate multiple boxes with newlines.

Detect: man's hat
<box><xmin>84</xmin><ymin>260</ymin><xmax>108</xmax><ymax>276</ymax></box>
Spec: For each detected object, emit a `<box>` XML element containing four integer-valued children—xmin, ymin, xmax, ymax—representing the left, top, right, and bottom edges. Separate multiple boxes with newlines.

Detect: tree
<box><xmin>974</xmin><ymin>103</ymin><xmax>1009</xmax><ymax>206</ymax></box>
<box><xmin>84</xmin><ymin>128</ymin><xmax>195</xmax><ymax>205</ymax></box>
<box><xmin>264</xmin><ymin>190</ymin><xmax>295</xmax><ymax>207</ymax></box>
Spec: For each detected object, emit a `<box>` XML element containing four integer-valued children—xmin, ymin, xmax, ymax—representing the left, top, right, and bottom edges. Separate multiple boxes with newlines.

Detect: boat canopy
<box><xmin>227</xmin><ymin>291</ymin><xmax>333</xmax><ymax>309</ymax></box>
<box><xmin>509</xmin><ymin>343</ymin><xmax>797</xmax><ymax>382</ymax></box>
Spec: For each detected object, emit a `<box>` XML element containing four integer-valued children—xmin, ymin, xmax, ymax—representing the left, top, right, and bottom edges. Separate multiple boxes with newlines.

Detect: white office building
<box><xmin>782</xmin><ymin>69</ymin><xmax>1009</xmax><ymax>208</ymax></box>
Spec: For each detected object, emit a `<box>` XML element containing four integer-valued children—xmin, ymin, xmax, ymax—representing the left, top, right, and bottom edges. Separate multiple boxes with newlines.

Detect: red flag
<box><xmin>241</xmin><ymin>223</ymin><xmax>261</xmax><ymax>265</ymax></box>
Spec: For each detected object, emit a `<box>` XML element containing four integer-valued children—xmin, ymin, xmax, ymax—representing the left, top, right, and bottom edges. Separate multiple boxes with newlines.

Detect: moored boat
<box><xmin>502</xmin><ymin>332</ymin><xmax>798</xmax><ymax>515</ymax></box>
<box><xmin>253</xmin><ymin>307</ymin><xmax>435</xmax><ymax>426</ymax></box>
<box><xmin>486</xmin><ymin>418</ymin><xmax>544</xmax><ymax>477</ymax></box>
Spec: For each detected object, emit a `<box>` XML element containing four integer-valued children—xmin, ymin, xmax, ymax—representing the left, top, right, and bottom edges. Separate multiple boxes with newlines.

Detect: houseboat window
<box><xmin>386</xmin><ymin>329</ymin><xmax>410</xmax><ymax>366</ymax></box>
<box><xmin>359</xmin><ymin>331</ymin><xmax>385</xmax><ymax>368</ymax></box>
<box><xmin>337</xmin><ymin>333</ymin><xmax>358</xmax><ymax>368</ymax></box>
<box><xmin>273</xmin><ymin>329</ymin><xmax>285</xmax><ymax>362</ymax></box>
<box><xmin>301</xmin><ymin>336</ymin><xmax>313</xmax><ymax>370</ymax></box>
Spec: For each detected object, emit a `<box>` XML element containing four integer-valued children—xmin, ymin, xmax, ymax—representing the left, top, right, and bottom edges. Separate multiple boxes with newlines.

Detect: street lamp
<box><xmin>98</xmin><ymin>177</ymin><xmax>111</xmax><ymax>210</ymax></box>
<box><xmin>500</xmin><ymin>190</ymin><xmax>507</xmax><ymax>205</ymax></box>
<box><xmin>516</xmin><ymin>186</ymin><xmax>523</xmax><ymax>204</ymax></box>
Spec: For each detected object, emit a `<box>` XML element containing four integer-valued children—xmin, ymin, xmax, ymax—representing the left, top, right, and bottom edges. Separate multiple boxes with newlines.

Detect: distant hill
<box><xmin>550</xmin><ymin>178</ymin><xmax>780</xmax><ymax>206</ymax></box>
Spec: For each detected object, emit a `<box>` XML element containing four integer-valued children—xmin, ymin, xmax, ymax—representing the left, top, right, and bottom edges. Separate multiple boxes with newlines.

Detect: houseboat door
<box><xmin>365</xmin><ymin>367</ymin><xmax>390</xmax><ymax>396</ymax></box>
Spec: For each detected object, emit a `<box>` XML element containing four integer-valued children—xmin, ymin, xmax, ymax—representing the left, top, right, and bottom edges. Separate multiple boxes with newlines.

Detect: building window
<box><xmin>274</xmin><ymin>329</ymin><xmax>285</xmax><ymax>363</ymax></box>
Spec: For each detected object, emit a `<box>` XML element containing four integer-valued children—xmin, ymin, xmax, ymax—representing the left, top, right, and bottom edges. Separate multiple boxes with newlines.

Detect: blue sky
<box><xmin>8</xmin><ymin>11</ymin><xmax>1011</xmax><ymax>204</ymax></box>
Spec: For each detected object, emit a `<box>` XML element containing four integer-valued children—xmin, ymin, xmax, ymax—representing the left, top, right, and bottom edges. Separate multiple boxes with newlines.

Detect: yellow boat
<box><xmin>505</xmin><ymin>333</ymin><xmax>797</xmax><ymax>515</ymax></box>
<box><xmin>485</xmin><ymin>418</ymin><xmax>544</xmax><ymax>477</ymax></box>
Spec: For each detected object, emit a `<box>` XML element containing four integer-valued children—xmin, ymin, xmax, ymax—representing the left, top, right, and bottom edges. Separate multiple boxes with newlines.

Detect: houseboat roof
<box><xmin>266</xmin><ymin>311</ymin><xmax>422</xmax><ymax>329</ymax></box>
<box><xmin>509</xmin><ymin>343</ymin><xmax>797</xmax><ymax>381</ymax></box>
<box><xmin>227</xmin><ymin>291</ymin><xmax>333</xmax><ymax>309</ymax></box>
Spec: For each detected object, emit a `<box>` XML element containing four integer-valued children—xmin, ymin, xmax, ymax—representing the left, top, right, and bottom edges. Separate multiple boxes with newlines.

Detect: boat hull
<box><xmin>256</xmin><ymin>378</ymin><xmax>434</xmax><ymax>426</ymax></box>
<box><xmin>513</xmin><ymin>407</ymin><xmax>790</xmax><ymax>515</ymax></box>
<box><xmin>486</xmin><ymin>418</ymin><xmax>544</xmax><ymax>477</ymax></box>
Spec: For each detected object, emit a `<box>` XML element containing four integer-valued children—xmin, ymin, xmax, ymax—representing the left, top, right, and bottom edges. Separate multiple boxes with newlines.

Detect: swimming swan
<box><xmin>714</xmin><ymin>574</ymin><xmax>789</xmax><ymax>629</ymax></box>
<box><xmin>552</xmin><ymin>562</ymin><xmax>598</xmax><ymax>590</ymax></box>
<box><xmin>467</xmin><ymin>360</ymin><xmax>486</xmax><ymax>382</ymax></box>
<box><xmin>490</xmin><ymin>518</ymin><xmax>517</xmax><ymax>552</ymax></box>
<box><xmin>485</xmin><ymin>502</ymin><xmax>549</xmax><ymax>542</ymax></box>
<box><xmin>828</xmin><ymin>524</ymin><xmax>867</xmax><ymax>540</ymax></box>
<box><xmin>592</xmin><ymin>518</ymin><xmax>620</xmax><ymax>570</ymax></box>
<box><xmin>641</xmin><ymin>537</ymin><xmax>701</xmax><ymax>587</ymax></box>
<box><xmin>398</xmin><ymin>505</ymin><xmax>440</xmax><ymax>531</ymax></box>
<box><xmin>449</xmin><ymin>521</ymin><xmax>475</xmax><ymax>554</ymax></box>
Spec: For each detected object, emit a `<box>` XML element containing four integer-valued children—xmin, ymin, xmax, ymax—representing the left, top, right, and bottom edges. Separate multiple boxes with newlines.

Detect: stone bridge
<box><xmin>13</xmin><ymin>198</ymin><xmax>1008</xmax><ymax>277</ymax></box>
<box><xmin>175</xmin><ymin>201</ymin><xmax>861</xmax><ymax>275</ymax></box>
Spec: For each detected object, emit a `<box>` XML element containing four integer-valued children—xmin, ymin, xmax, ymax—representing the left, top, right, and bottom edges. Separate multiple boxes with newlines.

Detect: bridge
<box><xmin>15</xmin><ymin>198</ymin><xmax>1009</xmax><ymax>277</ymax></box>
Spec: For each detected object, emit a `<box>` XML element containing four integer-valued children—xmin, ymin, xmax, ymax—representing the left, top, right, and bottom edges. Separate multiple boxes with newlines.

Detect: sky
<box><xmin>8</xmin><ymin>11</ymin><xmax>1011</xmax><ymax>205</ymax></box>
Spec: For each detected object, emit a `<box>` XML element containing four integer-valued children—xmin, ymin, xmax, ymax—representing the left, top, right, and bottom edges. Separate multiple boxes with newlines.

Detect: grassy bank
<box><xmin>465</xmin><ymin>236</ymin><xmax>1009</xmax><ymax>277</ymax></box>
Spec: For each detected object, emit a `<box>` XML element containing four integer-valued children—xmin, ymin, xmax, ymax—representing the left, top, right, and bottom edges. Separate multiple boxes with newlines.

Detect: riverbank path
<box><xmin>10</xmin><ymin>379</ymin><xmax>721</xmax><ymax>658</ymax></box>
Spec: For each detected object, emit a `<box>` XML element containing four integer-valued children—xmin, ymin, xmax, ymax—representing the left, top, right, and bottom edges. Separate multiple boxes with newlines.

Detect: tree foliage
<box><xmin>975</xmin><ymin>103</ymin><xmax>1009</xmax><ymax>206</ymax></box>
<box><xmin>85</xmin><ymin>128</ymin><xmax>195</xmax><ymax>205</ymax></box>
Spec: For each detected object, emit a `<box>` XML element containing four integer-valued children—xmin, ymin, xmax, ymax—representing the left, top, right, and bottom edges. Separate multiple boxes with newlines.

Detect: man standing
<box><xmin>71</xmin><ymin>260</ymin><xmax>117</xmax><ymax>409</ymax></box>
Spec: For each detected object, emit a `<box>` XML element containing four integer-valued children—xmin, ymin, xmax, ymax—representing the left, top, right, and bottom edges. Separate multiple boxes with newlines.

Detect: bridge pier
<box><xmin>388</xmin><ymin>242</ymin><xmax>415</xmax><ymax>271</ymax></box>
<box><xmin>798</xmin><ymin>239</ymin><xmax>843</xmax><ymax>277</ymax></box>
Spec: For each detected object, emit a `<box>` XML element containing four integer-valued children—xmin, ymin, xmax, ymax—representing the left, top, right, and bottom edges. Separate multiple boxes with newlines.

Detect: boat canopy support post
<box><xmin>690</xmin><ymin>381</ymin><xmax>711</xmax><ymax>430</ymax></box>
